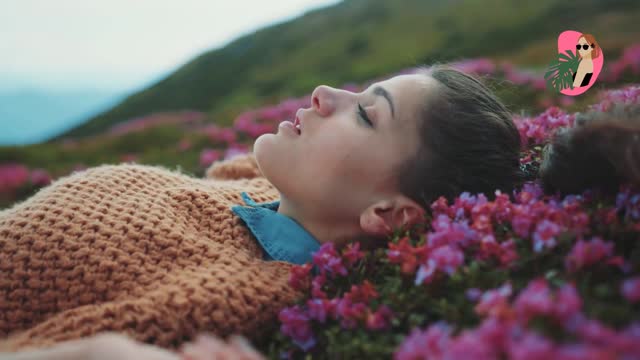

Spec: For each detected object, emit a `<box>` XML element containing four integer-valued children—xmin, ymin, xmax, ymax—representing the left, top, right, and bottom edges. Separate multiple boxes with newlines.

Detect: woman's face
<box><xmin>577</xmin><ymin>37</ymin><xmax>593</xmax><ymax>59</ymax></box>
<box><xmin>254</xmin><ymin>73</ymin><xmax>434</xmax><ymax>222</ymax></box>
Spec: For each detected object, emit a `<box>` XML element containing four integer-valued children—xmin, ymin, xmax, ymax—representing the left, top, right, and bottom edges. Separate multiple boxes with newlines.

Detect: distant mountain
<box><xmin>51</xmin><ymin>0</ymin><xmax>639</xmax><ymax>141</ymax></box>
<box><xmin>0</xmin><ymin>89</ymin><xmax>123</xmax><ymax>145</ymax></box>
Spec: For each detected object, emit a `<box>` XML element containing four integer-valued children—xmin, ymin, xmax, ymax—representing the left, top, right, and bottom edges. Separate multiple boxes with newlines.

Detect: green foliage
<box><xmin>545</xmin><ymin>49</ymin><xmax>580</xmax><ymax>93</ymax></box>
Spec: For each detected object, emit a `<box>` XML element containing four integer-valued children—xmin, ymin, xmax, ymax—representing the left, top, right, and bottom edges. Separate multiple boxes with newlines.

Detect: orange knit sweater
<box><xmin>0</xmin><ymin>153</ymin><xmax>306</xmax><ymax>352</ymax></box>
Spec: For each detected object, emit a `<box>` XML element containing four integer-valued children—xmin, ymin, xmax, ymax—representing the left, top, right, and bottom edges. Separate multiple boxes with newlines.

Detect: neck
<box><xmin>276</xmin><ymin>193</ymin><xmax>365</xmax><ymax>250</ymax></box>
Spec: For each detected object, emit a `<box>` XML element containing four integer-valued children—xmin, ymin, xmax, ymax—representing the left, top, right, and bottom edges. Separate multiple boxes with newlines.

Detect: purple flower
<box><xmin>621</xmin><ymin>277</ymin><xmax>640</xmax><ymax>303</ymax></box>
<box><xmin>532</xmin><ymin>220</ymin><xmax>562</xmax><ymax>253</ymax></box>
<box><xmin>306</xmin><ymin>298</ymin><xmax>337</xmax><ymax>323</ymax></box>
<box><xmin>616</xmin><ymin>187</ymin><xmax>640</xmax><ymax>221</ymax></box>
<box><xmin>430</xmin><ymin>245</ymin><xmax>465</xmax><ymax>275</ymax></box>
<box><xmin>278</xmin><ymin>305</ymin><xmax>316</xmax><ymax>351</ymax></box>
<box><xmin>311</xmin><ymin>243</ymin><xmax>348</xmax><ymax>277</ymax></box>
<box><xmin>415</xmin><ymin>245</ymin><xmax>464</xmax><ymax>285</ymax></box>
<box><xmin>466</xmin><ymin>288</ymin><xmax>483</xmax><ymax>302</ymax></box>
<box><xmin>336</xmin><ymin>298</ymin><xmax>368</xmax><ymax>329</ymax></box>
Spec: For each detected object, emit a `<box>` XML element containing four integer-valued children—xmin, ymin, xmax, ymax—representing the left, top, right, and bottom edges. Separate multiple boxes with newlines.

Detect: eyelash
<box><xmin>357</xmin><ymin>103</ymin><xmax>373</xmax><ymax>127</ymax></box>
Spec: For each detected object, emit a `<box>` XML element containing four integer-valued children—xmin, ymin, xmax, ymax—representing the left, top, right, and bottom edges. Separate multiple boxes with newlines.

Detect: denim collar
<box><xmin>230</xmin><ymin>192</ymin><xmax>321</xmax><ymax>265</ymax></box>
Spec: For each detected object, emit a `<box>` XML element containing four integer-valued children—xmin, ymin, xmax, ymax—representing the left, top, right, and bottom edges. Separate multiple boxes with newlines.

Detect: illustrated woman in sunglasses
<box><xmin>572</xmin><ymin>33</ymin><xmax>600</xmax><ymax>88</ymax></box>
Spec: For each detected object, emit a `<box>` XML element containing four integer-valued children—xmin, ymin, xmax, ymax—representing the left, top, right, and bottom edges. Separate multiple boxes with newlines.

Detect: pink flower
<box><xmin>0</xmin><ymin>163</ymin><xmax>30</xmax><ymax>193</ymax></box>
<box><xmin>342</xmin><ymin>242</ymin><xmax>365</xmax><ymax>267</ymax></box>
<box><xmin>306</xmin><ymin>298</ymin><xmax>338</xmax><ymax>323</ymax></box>
<box><xmin>199</xmin><ymin>148</ymin><xmax>222</xmax><ymax>168</ymax></box>
<box><xmin>446</xmin><ymin>326</ymin><xmax>500</xmax><ymax>360</ymax></box>
<box><xmin>513</xmin><ymin>278</ymin><xmax>554</xmax><ymax>323</ymax></box>
<box><xmin>311</xmin><ymin>274</ymin><xmax>328</xmax><ymax>299</ymax></box>
<box><xmin>29</xmin><ymin>168</ymin><xmax>51</xmax><ymax>187</ymax></box>
<box><xmin>565</xmin><ymin>236</ymin><xmax>615</xmax><ymax>273</ymax></box>
<box><xmin>343</xmin><ymin>280</ymin><xmax>379</xmax><ymax>304</ymax></box>
<box><xmin>336</xmin><ymin>298</ymin><xmax>368</xmax><ymax>329</ymax></box>
<box><xmin>506</xmin><ymin>329</ymin><xmax>556</xmax><ymax>360</ymax></box>
<box><xmin>621</xmin><ymin>277</ymin><xmax>640</xmax><ymax>303</ymax></box>
<box><xmin>475</xmin><ymin>282</ymin><xmax>513</xmax><ymax>318</ymax></box>
<box><xmin>203</xmin><ymin>124</ymin><xmax>237</xmax><ymax>144</ymax></box>
<box><xmin>387</xmin><ymin>236</ymin><xmax>420</xmax><ymax>275</ymax></box>
<box><xmin>365</xmin><ymin>305</ymin><xmax>394</xmax><ymax>331</ymax></box>
<box><xmin>288</xmin><ymin>263</ymin><xmax>312</xmax><ymax>290</ymax></box>
<box><xmin>554</xmin><ymin>283</ymin><xmax>582</xmax><ymax>322</ymax></box>
<box><xmin>394</xmin><ymin>322</ymin><xmax>452</xmax><ymax>360</ymax></box>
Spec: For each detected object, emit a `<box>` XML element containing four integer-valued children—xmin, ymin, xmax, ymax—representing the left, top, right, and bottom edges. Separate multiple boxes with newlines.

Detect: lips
<box><xmin>293</xmin><ymin>110</ymin><xmax>303</xmax><ymax>134</ymax></box>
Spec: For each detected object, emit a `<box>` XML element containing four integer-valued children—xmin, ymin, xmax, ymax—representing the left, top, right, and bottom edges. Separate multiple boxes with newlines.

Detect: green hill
<box><xmin>49</xmin><ymin>0</ymin><xmax>639</xmax><ymax>141</ymax></box>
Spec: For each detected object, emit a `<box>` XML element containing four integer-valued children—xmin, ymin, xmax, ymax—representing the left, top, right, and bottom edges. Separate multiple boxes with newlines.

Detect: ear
<box><xmin>359</xmin><ymin>195</ymin><xmax>426</xmax><ymax>237</ymax></box>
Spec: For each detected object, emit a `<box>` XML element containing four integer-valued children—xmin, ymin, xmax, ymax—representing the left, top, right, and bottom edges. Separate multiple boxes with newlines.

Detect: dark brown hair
<box><xmin>394</xmin><ymin>64</ymin><xmax>527</xmax><ymax>211</ymax></box>
<box><xmin>540</xmin><ymin>102</ymin><xmax>640</xmax><ymax>196</ymax></box>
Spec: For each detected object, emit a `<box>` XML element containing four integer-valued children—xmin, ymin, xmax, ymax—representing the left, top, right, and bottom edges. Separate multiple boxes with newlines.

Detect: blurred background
<box><xmin>1</xmin><ymin>0</ymin><xmax>639</xmax><ymax>210</ymax></box>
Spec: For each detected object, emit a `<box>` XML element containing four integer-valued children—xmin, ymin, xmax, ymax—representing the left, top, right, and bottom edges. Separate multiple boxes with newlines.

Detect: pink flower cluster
<box><xmin>0</xmin><ymin>163</ymin><xmax>51</xmax><ymax>195</ymax></box>
<box><xmin>564</xmin><ymin>236</ymin><xmax>623</xmax><ymax>273</ymax></box>
<box><xmin>590</xmin><ymin>84</ymin><xmax>640</xmax><ymax>112</ymax></box>
<box><xmin>395</xmin><ymin>279</ymin><xmax>640</xmax><ymax>360</ymax></box>
<box><xmin>201</xmin><ymin>124</ymin><xmax>237</xmax><ymax>145</ymax></box>
<box><xmin>602</xmin><ymin>43</ymin><xmax>640</xmax><ymax>83</ymax></box>
<box><xmin>386</xmin><ymin>185</ymin><xmax>606</xmax><ymax>287</ymax></box>
<box><xmin>108</xmin><ymin>111</ymin><xmax>205</xmax><ymax>136</ymax></box>
<box><xmin>281</xmin><ymin>243</ymin><xmax>395</xmax><ymax>351</ymax></box>
<box><xmin>513</xmin><ymin>106</ymin><xmax>576</xmax><ymax>147</ymax></box>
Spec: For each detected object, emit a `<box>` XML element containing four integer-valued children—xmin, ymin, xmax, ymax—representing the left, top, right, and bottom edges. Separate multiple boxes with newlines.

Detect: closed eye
<box><xmin>357</xmin><ymin>103</ymin><xmax>373</xmax><ymax>127</ymax></box>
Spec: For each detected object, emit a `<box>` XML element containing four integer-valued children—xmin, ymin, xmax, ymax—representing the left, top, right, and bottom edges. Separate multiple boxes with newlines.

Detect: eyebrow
<box><xmin>373</xmin><ymin>86</ymin><xmax>395</xmax><ymax>120</ymax></box>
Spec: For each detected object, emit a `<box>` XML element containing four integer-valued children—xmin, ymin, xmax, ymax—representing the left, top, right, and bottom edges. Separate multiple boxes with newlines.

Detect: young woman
<box><xmin>0</xmin><ymin>64</ymin><xmax>529</xmax><ymax>357</ymax></box>
<box><xmin>572</xmin><ymin>33</ymin><xmax>601</xmax><ymax>88</ymax></box>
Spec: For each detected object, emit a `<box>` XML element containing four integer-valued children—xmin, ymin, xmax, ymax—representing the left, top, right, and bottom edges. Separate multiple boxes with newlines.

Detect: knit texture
<box><xmin>0</xmin><ymin>153</ymin><xmax>306</xmax><ymax>352</ymax></box>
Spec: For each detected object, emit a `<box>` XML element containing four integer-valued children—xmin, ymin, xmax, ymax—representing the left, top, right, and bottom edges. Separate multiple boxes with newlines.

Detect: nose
<box><xmin>310</xmin><ymin>85</ymin><xmax>340</xmax><ymax>117</ymax></box>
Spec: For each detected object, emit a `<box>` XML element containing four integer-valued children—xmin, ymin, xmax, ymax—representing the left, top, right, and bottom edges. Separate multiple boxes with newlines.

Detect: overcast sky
<box><xmin>0</xmin><ymin>0</ymin><xmax>341</xmax><ymax>91</ymax></box>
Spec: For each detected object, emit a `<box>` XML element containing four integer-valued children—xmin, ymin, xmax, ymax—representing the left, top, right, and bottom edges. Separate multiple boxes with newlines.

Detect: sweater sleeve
<box><xmin>204</xmin><ymin>152</ymin><xmax>264</xmax><ymax>181</ymax></box>
<box><xmin>0</xmin><ymin>260</ymin><xmax>304</xmax><ymax>353</ymax></box>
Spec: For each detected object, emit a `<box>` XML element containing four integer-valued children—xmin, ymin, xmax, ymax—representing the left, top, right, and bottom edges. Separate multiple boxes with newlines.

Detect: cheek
<box><xmin>305</xmin><ymin>133</ymin><xmax>368</xmax><ymax>181</ymax></box>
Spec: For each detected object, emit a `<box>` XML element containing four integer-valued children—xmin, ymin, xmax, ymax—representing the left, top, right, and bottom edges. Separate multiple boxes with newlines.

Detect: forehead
<box><xmin>374</xmin><ymin>73</ymin><xmax>433</xmax><ymax>129</ymax></box>
<box><xmin>578</xmin><ymin>37</ymin><xmax>589</xmax><ymax>43</ymax></box>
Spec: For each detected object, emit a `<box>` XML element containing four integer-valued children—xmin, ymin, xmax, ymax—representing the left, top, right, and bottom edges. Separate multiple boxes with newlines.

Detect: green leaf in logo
<box><xmin>544</xmin><ymin>49</ymin><xmax>580</xmax><ymax>93</ymax></box>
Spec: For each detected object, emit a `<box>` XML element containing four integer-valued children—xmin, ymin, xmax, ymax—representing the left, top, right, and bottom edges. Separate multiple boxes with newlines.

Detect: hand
<box><xmin>0</xmin><ymin>332</ymin><xmax>179</xmax><ymax>360</ymax></box>
<box><xmin>179</xmin><ymin>333</ymin><xmax>265</xmax><ymax>360</ymax></box>
<box><xmin>87</xmin><ymin>332</ymin><xmax>180</xmax><ymax>360</ymax></box>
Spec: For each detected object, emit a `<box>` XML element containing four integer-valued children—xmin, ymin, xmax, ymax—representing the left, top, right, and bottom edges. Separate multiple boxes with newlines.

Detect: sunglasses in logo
<box><xmin>576</xmin><ymin>44</ymin><xmax>595</xmax><ymax>50</ymax></box>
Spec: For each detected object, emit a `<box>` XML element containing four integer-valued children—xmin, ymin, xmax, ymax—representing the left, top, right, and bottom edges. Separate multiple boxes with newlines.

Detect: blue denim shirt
<box><xmin>230</xmin><ymin>192</ymin><xmax>321</xmax><ymax>265</ymax></box>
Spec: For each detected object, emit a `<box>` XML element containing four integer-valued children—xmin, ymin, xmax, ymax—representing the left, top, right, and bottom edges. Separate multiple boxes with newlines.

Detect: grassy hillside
<box><xmin>49</xmin><ymin>0</ymin><xmax>639</xmax><ymax>141</ymax></box>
